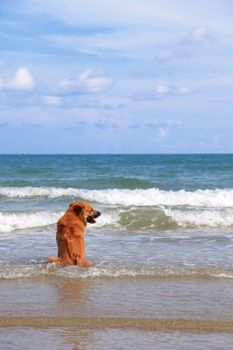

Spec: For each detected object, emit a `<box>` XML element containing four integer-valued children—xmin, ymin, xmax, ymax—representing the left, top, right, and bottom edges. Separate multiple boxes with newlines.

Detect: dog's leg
<box><xmin>67</xmin><ymin>236</ymin><xmax>93</xmax><ymax>268</ymax></box>
<box><xmin>47</xmin><ymin>256</ymin><xmax>63</xmax><ymax>263</ymax></box>
<box><xmin>79</xmin><ymin>259</ymin><xmax>93</xmax><ymax>268</ymax></box>
<box><xmin>77</xmin><ymin>235</ymin><xmax>93</xmax><ymax>267</ymax></box>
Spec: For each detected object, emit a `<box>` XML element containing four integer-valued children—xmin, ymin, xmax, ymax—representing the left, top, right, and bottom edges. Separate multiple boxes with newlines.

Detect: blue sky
<box><xmin>0</xmin><ymin>0</ymin><xmax>233</xmax><ymax>153</ymax></box>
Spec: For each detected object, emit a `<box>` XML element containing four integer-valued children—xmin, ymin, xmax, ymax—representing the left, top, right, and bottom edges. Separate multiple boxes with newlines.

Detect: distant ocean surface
<box><xmin>0</xmin><ymin>154</ymin><xmax>233</xmax><ymax>280</ymax></box>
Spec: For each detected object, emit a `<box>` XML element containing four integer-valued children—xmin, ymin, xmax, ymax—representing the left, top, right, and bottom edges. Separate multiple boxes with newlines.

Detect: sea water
<box><xmin>0</xmin><ymin>154</ymin><xmax>233</xmax><ymax>349</ymax></box>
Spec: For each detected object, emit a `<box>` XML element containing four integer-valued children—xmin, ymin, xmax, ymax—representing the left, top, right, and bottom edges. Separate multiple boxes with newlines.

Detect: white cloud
<box><xmin>0</xmin><ymin>68</ymin><xmax>35</xmax><ymax>90</ymax></box>
<box><xmin>212</xmin><ymin>135</ymin><xmax>221</xmax><ymax>147</ymax></box>
<box><xmin>87</xmin><ymin>97</ymin><xmax>128</xmax><ymax>109</ymax></box>
<box><xmin>154</xmin><ymin>50</ymin><xmax>174</xmax><ymax>61</ymax></box>
<box><xmin>155</xmin><ymin>84</ymin><xmax>171</xmax><ymax>95</ymax></box>
<box><xmin>58</xmin><ymin>69</ymin><xmax>113</xmax><ymax>95</ymax></box>
<box><xmin>152</xmin><ymin>84</ymin><xmax>193</xmax><ymax>99</ymax></box>
<box><xmin>158</xmin><ymin>127</ymin><xmax>169</xmax><ymax>139</ymax></box>
<box><xmin>22</xmin><ymin>0</ymin><xmax>231</xmax><ymax>35</ymax></box>
<box><xmin>180</xmin><ymin>26</ymin><xmax>210</xmax><ymax>46</ymax></box>
<box><xmin>154</xmin><ymin>27</ymin><xmax>210</xmax><ymax>63</ymax></box>
<box><xmin>0</xmin><ymin>78</ymin><xmax>4</xmax><ymax>89</ymax></box>
<box><xmin>43</xmin><ymin>30</ymin><xmax>177</xmax><ymax>60</ymax></box>
<box><xmin>93</xmin><ymin>115</ymin><xmax>137</xmax><ymax>130</ymax></box>
<box><xmin>7</xmin><ymin>68</ymin><xmax>35</xmax><ymax>90</ymax></box>
<box><xmin>141</xmin><ymin>84</ymin><xmax>193</xmax><ymax>100</ymax></box>
<box><xmin>191</xmin><ymin>26</ymin><xmax>208</xmax><ymax>43</ymax></box>
<box><xmin>22</xmin><ymin>0</ymin><xmax>192</xmax><ymax>28</ymax></box>
<box><xmin>176</xmin><ymin>85</ymin><xmax>193</xmax><ymax>95</ymax></box>
<box><xmin>42</xmin><ymin>95</ymin><xmax>61</xmax><ymax>106</ymax></box>
<box><xmin>149</xmin><ymin>119</ymin><xmax>183</xmax><ymax>129</ymax></box>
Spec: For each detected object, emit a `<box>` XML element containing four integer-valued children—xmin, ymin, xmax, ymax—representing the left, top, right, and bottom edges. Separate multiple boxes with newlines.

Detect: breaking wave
<box><xmin>1</xmin><ymin>206</ymin><xmax>233</xmax><ymax>233</ymax></box>
<box><xmin>1</xmin><ymin>186</ymin><xmax>233</xmax><ymax>207</ymax></box>
<box><xmin>0</xmin><ymin>210</ymin><xmax>118</xmax><ymax>233</ymax></box>
<box><xmin>2</xmin><ymin>186</ymin><xmax>233</xmax><ymax>232</ymax></box>
<box><xmin>0</xmin><ymin>211</ymin><xmax>62</xmax><ymax>233</ymax></box>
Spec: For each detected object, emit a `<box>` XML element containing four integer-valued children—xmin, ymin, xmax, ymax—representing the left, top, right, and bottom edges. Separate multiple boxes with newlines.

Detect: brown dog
<box><xmin>48</xmin><ymin>201</ymin><xmax>101</xmax><ymax>267</ymax></box>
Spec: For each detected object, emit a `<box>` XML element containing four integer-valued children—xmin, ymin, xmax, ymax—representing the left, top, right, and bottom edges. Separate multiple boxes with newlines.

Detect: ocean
<box><xmin>0</xmin><ymin>154</ymin><xmax>233</xmax><ymax>349</ymax></box>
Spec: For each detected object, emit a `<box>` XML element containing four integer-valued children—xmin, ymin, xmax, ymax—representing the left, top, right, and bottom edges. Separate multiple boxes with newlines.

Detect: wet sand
<box><xmin>1</xmin><ymin>276</ymin><xmax>233</xmax><ymax>349</ymax></box>
<box><xmin>1</xmin><ymin>316</ymin><xmax>233</xmax><ymax>332</ymax></box>
<box><xmin>1</xmin><ymin>326</ymin><xmax>233</xmax><ymax>350</ymax></box>
<box><xmin>1</xmin><ymin>277</ymin><xmax>233</xmax><ymax>320</ymax></box>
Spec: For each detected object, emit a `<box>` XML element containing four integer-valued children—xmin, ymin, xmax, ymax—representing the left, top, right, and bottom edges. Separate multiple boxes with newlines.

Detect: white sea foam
<box><xmin>0</xmin><ymin>186</ymin><xmax>79</xmax><ymax>198</ymax></box>
<box><xmin>0</xmin><ymin>211</ymin><xmax>62</xmax><ymax>233</ymax></box>
<box><xmin>1</xmin><ymin>262</ymin><xmax>233</xmax><ymax>280</ymax></box>
<box><xmin>1</xmin><ymin>186</ymin><xmax>233</xmax><ymax>232</ymax></box>
<box><xmin>164</xmin><ymin>208</ymin><xmax>233</xmax><ymax>228</ymax></box>
<box><xmin>95</xmin><ymin>210</ymin><xmax>121</xmax><ymax>228</ymax></box>
<box><xmin>0</xmin><ymin>210</ymin><xmax>120</xmax><ymax>233</ymax></box>
<box><xmin>81</xmin><ymin>188</ymin><xmax>233</xmax><ymax>208</ymax></box>
<box><xmin>1</xmin><ymin>206</ymin><xmax>233</xmax><ymax>233</ymax></box>
<box><xmin>1</xmin><ymin>186</ymin><xmax>233</xmax><ymax>208</ymax></box>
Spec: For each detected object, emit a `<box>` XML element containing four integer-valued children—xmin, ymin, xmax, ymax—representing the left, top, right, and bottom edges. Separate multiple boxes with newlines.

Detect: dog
<box><xmin>48</xmin><ymin>201</ymin><xmax>101</xmax><ymax>267</ymax></box>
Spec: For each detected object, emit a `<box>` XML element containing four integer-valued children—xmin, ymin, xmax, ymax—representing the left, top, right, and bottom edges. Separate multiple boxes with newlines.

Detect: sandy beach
<box><xmin>1</xmin><ymin>276</ymin><xmax>233</xmax><ymax>349</ymax></box>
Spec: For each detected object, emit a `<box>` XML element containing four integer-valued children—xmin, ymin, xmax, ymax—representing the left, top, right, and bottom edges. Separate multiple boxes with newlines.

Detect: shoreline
<box><xmin>0</xmin><ymin>316</ymin><xmax>233</xmax><ymax>333</ymax></box>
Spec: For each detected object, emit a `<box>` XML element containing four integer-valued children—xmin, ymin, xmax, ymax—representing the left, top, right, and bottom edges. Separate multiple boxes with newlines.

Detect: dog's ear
<box><xmin>72</xmin><ymin>204</ymin><xmax>84</xmax><ymax>216</ymax></box>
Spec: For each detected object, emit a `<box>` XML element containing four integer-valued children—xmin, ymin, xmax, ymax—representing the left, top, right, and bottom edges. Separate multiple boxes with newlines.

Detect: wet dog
<box><xmin>48</xmin><ymin>201</ymin><xmax>101</xmax><ymax>267</ymax></box>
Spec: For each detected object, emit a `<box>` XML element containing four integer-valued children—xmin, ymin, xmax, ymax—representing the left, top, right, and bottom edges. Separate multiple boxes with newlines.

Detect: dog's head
<box><xmin>69</xmin><ymin>201</ymin><xmax>101</xmax><ymax>224</ymax></box>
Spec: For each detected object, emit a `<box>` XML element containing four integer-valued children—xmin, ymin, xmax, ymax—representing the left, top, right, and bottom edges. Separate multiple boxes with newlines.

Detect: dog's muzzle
<box><xmin>86</xmin><ymin>211</ymin><xmax>101</xmax><ymax>224</ymax></box>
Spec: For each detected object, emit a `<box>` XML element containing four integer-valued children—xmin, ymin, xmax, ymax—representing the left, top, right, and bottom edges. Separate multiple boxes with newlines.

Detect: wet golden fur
<box><xmin>48</xmin><ymin>201</ymin><xmax>101</xmax><ymax>267</ymax></box>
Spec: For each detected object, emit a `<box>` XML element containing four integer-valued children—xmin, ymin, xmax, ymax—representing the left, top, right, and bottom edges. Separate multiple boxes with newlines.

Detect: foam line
<box><xmin>1</xmin><ymin>186</ymin><xmax>233</xmax><ymax>207</ymax></box>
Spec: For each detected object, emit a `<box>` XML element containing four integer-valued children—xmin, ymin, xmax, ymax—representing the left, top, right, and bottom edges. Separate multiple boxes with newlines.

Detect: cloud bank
<box><xmin>58</xmin><ymin>69</ymin><xmax>113</xmax><ymax>95</ymax></box>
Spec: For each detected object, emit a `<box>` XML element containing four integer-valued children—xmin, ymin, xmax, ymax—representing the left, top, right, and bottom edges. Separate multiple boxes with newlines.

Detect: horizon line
<box><xmin>0</xmin><ymin>153</ymin><xmax>233</xmax><ymax>156</ymax></box>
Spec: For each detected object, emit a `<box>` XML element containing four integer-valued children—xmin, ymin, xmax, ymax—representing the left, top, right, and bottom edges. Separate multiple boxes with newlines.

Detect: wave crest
<box><xmin>1</xmin><ymin>186</ymin><xmax>233</xmax><ymax>208</ymax></box>
<box><xmin>0</xmin><ymin>211</ymin><xmax>62</xmax><ymax>233</ymax></box>
<box><xmin>2</xmin><ymin>206</ymin><xmax>233</xmax><ymax>233</ymax></box>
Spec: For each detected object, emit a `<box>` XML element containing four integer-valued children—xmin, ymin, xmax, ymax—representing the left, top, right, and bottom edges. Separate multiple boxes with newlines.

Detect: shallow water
<box><xmin>1</xmin><ymin>327</ymin><xmax>233</xmax><ymax>350</ymax></box>
<box><xmin>1</xmin><ymin>277</ymin><xmax>233</xmax><ymax>321</ymax></box>
<box><xmin>1</xmin><ymin>228</ymin><xmax>233</xmax><ymax>281</ymax></box>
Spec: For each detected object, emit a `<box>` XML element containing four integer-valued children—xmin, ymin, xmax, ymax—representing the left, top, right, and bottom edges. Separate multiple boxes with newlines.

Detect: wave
<box><xmin>2</xmin><ymin>206</ymin><xmax>233</xmax><ymax>233</ymax></box>
<box><xmin>1</xmin><ymin>186</ymin><xmax>233</xmax><ymax>208</ymax></box>
<box><xmin>118</xmin><ymin>207</ymin><xmax>233</xmax><ymax>230</ymax></box>
<box><xmin>164</xmin><ymin>208</ymin><xmax>233</xmax><ymax>228</ymax></box>
<box><xmin>0</xmin><ymin>210</ymin><xmax>120</xmax><ymax>233</ymax></box>
<box><xmin>1</xmin><ymin>261</ymin><xmax>233</xmax><ymax>280</ymax></box>
<box><xmin>0</xmin><ymin>186</ymin><xmax>78</xmax><ymax>199</ymax></box>
<box><xmin>0</xmin><ymin>211</ymin><xmax>63</xmax><ymax>233</ymax></box>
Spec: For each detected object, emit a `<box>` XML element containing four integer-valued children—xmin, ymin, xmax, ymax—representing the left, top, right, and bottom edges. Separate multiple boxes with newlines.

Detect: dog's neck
<box><xmin>78</xmin><ymin>213</ymin><xmax>87</xmax><ymax>226</ymax></box>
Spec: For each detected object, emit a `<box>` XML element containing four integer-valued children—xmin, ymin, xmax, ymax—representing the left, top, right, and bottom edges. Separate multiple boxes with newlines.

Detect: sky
<box><xmin>0</xmin><ymin>0</ymin><xmax>233</xmax><ymax>154</ymax></box>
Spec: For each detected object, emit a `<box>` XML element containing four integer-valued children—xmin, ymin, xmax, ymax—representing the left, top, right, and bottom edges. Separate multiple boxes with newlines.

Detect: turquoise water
<box><xmin>1</xmin><ymin>154</ymin><xmax>233</xmax><ymax>190</ymax></box>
